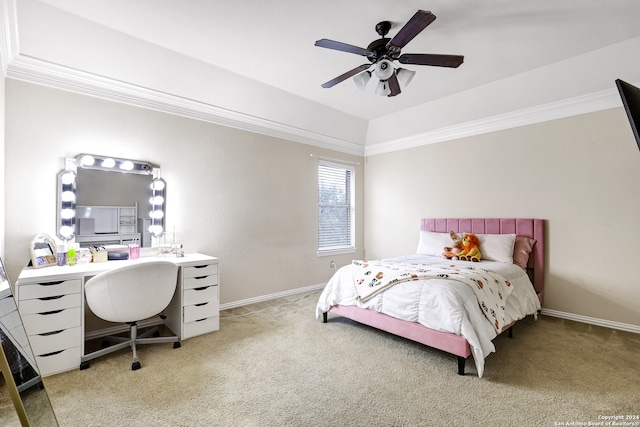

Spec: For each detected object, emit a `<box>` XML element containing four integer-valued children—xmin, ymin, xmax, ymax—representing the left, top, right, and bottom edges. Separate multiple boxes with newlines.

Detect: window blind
<box><xmin>318</xmin><ymin>160</ymin><xmax>354</xmax><ymax>252</ymax></box>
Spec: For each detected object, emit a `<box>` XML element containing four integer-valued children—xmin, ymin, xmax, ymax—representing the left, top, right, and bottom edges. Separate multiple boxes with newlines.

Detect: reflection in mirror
<box><xmin>56</xmin><ymin>154</ymin><xmax>166</xmax><ymax>246</ymax></box>
<box><xmin>0</xmin><ymin>257</ymin><xmax>58</xmax><ymax>426</ymax></box>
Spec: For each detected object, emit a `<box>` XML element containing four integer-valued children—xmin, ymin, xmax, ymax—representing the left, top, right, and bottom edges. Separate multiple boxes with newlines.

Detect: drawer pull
<box><xmin>40</xmin><ymin>309</ymin><xmax>64</xmax><ymax>316</ymax></box>
<box><xmin>40</xmin><ymin>295</ymin><xmax>64</xmax><ymax>301</ymax></box>
<box><xmin>195</xmin><ymin>318</ymin><xmax>208</xmax><ymax>322</ymax></box>
<box><xmin>40</xmin><ymin>349</ymin><xmax>64</xmax><ymax>358</ymax></box>
<box><xmin>193</xmin><ymin>265</ymin><xmax>209</xmax><ymax>269</ymax></box>
<box><xmin>194</xmin><ymin>276</ymin><xmax>208</xmax><ymax>280</ymax></box>
<box><xmin>39</xmin><ymin>330</ymin><xmax>64</xmax><ymax>336</ymax></box>
<box><xmin>39</xmin><ymin>281</ymin><xmax>65</xmax><ymax>286</ymax></box>
<box><xmin>195</xmin><ymin>302</ymin><xmax>209</xmax><ymax>307</ymax></box>
<box><xmin>193</xmin><ymin>286</ymin><xmax>208</xmax><ymax>291</ymax></box>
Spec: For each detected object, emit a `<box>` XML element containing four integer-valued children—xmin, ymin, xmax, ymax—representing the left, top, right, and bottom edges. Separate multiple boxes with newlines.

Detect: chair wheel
<box><xmin>173</xmin><ymin>341</ymin><xmax>181</xmax><ymax>349</ymax></box>
<box><xmin>80</xmin><ymin>361</ymin><xmax>90</xmax><ymax>370</ymax></box>
<box><xmin>132</xmin><ymin>361</ymin><xmax>141</xmax><ymax>370</ymax></box>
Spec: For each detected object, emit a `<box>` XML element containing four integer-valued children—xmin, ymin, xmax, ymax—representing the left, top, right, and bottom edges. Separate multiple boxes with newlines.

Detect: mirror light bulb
<box><xmin>61</xmin><ymin>171</ymin><xmax>76</xmax><ymax>185</ymax></box>
<box><xmin>120</xmin><ymin>160</ymin><xmax>134</xmax><ymax>171</ymax></box>
<box><xmin>151</xmin><ymin>179</ymin><xmax>165</xmax><ymax>191</ymax></box>
<box><xmin>59</xmin><ymin>226</ymin><xmax>74</xmax><ymax>238</ymax></box>
<box><xmin>101</xmin><ymin>158</ymin><xmax>115</xmax><ymax>168</ymax></box>
<box><xmin>79</xmin><ymin>155</ymin><xmax>95</xmax><ymax>167</ymax></box>
<box><xmin>61</xmin><ymin>191</ymin><xmax>76</xmax><ymax>203</ymax></box>
<box><xmin>61</xmin><ymin>208</ymin><xmax>75</xmax><ymax>219</ymax></box>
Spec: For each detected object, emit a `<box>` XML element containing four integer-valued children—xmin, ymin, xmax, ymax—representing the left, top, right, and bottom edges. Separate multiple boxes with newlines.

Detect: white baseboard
<box><xmin>220</xmin><ymin>283</ymin><xmax>326</xmax><ymax>311</ymax></box>
<box><xmin>541</xmin><ymin>308</ymin><xmax>640</xmax><ymax>334</ymax></box>
<box><xmin>222</xmin><ymin>289</ymin><xmax>640</xmax><ymax>335</ymax></box>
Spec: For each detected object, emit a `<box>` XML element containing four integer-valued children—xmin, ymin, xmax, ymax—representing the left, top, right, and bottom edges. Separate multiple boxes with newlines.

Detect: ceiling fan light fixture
<box><xmin>374</xmin><ymin>59</ymin><xmax>394</xmax><ymax>81</ymax></box>
<box><xmin>396</xmin><ymin>68</ymin><xmax>416</xmax><ymax>87</ymax></box>
<box><xmin>353</xmin><ymin>71</ymin><xmax>371</xmax><ymax>90</ymax></box>
<box><xmin>375</xmin><ymin>80</ymin><xmax>391</xmax><ymax>97</ymax></box>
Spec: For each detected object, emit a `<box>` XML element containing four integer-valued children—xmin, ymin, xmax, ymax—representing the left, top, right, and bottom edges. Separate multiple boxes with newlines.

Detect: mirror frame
<box><xmin>56</xmin><ymin>154</ymin><xmax>166</xmax><ymax>242</ymax></box>
<box><xmin>1</xmin><ymin>257</ymin><xmax>58</xmax><ymax>425</ymax></box>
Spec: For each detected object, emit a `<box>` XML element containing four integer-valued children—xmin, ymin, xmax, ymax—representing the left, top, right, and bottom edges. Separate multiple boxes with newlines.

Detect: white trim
<box><xmin>5</xmin><ymin>54</ymin><xmax>365</xmax><ymax>156</ymax></box>
<box><xmin>541</xmin><ymin>308</ymin><xmax>640</xmax><ymax>334</ymax></box>
<box><xmin>0</xmin><ymin>0</ymin><xmax>18</xmax><ymax>74</ymax></box>
<box><xmin>4</xmin><ymin>52</ymin><xmax>634</xmax><ymax>160</ymax></box>
<box><xmin>364</xmin><ymin>88</ymin><xmax>624</xmax><ymax>157</ymax></box>
<box><xmin>219</xmin><ymin>283</ymin><xmax>326</xmax><ymax>311</ymax></box>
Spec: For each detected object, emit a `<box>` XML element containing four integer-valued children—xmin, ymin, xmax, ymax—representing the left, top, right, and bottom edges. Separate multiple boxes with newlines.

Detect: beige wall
<box><xmin>5</xmin><ymin>77</ymin><xmax>640</xmax><ymax>329</ymax></box>
<box><xmin>364</xmin><ymin>108</ymin><xmax>640</xmax><ymax>327</ymax></box>
<box><xmin>3</xmin><ymin>79</ymin><xmax>364</xmax><ymax>304</ymax></box>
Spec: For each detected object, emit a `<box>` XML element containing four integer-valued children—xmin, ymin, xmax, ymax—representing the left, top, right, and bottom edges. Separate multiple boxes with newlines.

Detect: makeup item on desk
<box><xmin>90</xmin><ymin>246</ymin><xmax>108</xmax><ymax>263</ymax></box>
<box><xmin>128</xmin><ymin>240</ymin><xmax>140</xmax><ymax>260</ymax></box>
<box><xmin>77</xmin><ymin>248</ymin><xmax>92</xmax><ymax>264</ymax></box>
<box><xmin>57</xmin><ymin>244</ymin><xmax>67</xmax><ymax>266</ymax></box>
<box><xmin>67</xmin><ymin>245</ymin><xmax>76</xmax><ymax>266</ymax></box>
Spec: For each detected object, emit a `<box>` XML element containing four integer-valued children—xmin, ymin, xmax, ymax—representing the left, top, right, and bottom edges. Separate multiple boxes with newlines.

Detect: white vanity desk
<box><xmin>14</xmin><ymin>253</ymin><xmax>219</xmax><ymax>377</ymax></box>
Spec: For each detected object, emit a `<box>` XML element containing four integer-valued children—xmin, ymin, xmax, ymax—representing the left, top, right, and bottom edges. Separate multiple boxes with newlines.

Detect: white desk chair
<box><xmin>81</xmin><ymin>260</ymin><xmax>180</xmax><ymax>371</ymax></box>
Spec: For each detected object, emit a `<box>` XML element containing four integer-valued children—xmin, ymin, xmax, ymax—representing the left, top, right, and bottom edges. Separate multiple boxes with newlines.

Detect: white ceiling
<box><xmin>5</xmin><ymin>0</ymin><xmax>640</xmax><ymax>153</ymax></box>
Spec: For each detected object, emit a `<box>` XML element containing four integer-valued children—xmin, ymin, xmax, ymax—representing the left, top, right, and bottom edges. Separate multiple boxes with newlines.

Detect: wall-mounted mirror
<box><xmin>0</xmin><ymin>257</ymin><xmax>58</xmax><ymax>426</ymax></box>
<box><xmin>56</xmin><ymin>154</ymin><xmax>166</xmax><ymax>247</ymax></box>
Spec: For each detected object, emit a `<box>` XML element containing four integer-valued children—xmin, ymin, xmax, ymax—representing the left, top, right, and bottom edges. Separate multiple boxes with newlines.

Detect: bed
<box><xmin>316</xmin><ymin>218</ymin><xmax>544</xmax><ymax>377</ymax></box>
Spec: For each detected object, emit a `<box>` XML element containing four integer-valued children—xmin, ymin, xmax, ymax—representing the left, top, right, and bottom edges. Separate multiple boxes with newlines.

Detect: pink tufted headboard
<box><xmin>421</xmin><ymin>218</ymin><xmax>545</xmax><ymax>303</ymax></box>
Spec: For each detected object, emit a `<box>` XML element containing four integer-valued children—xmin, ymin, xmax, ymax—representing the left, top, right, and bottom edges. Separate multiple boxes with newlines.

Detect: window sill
<box><xmin>317</xmin><ymin>247</ymin><xmax>356</xmax><ymax>257</ymax></box>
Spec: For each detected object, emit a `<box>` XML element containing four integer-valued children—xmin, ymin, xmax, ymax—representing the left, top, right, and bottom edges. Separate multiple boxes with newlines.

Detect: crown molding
<box><xmin>4</xmin><ymin>53</ymin><xmax>630</xmax><ymax>160</ymax></box>
<box><xmin>5</xmin><ymin>54</ymin><xmax>366</xmax><ymax>156</ymax></box>
<box><xmin>0</xmin><ymin>0</ymin><xmax>18</xmax><ymax>73</ymax></box>
<box><xmin>364</xmin><ymin>87</ymin><xmax>625</xmax><ymax>157</ymax></box>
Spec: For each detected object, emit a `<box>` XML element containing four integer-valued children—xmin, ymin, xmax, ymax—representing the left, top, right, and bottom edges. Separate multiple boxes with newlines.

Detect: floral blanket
<box><xmin>352</xmin><ymin>260</ymin><xmax>514</xmax><ymax>333</ymax></box>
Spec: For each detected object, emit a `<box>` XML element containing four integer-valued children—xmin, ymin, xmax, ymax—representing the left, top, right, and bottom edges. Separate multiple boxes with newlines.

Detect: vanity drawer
<box><xmin>183</xmin><ymin>316</ymin><xmax>219</xmax><ymax>339</ymax></box>
<box><xmin>183</xmin><ymin>264</ymin><xmax>218</xmax><ymax>279</ymax></box>
<box><xmin>19</xmin><ymin>293</ymin><xmax>82</xmax><ymax>315</ymax></box>
<box><xmin>183</xmin><ymin>274</ymin><xmax>218</xmax><ymax>290</ymax></box>
<box><xmin>183</xmin><ymin>285</ymin><xmax>218</xmax><ymax>305</ymax></box>
<box><xmin>22</xmin><ymin>307</ymin><xmax>81</xmax><ymax>335</ymax></box>
<box><xmin>19</xmin><ymin>279</ymin><xmax>81</xmax><ymax>300</ymax></box>
<box><xmin>183</xmin><ymin>301</ymin><xmax>219</xmax><ymax>323</ymax></box>
<box><xmin>29</xmin><ymin>327</ymin><xmax>81</xmax><ymax>355</ymax></box>
<box><xmin>35</xmin><ymin>346</ymin><xmax>81</xmax><ymax>377</ymax></box>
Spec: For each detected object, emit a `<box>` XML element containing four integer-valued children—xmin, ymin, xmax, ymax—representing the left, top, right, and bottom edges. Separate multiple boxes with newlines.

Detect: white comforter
<box><xmin>315</xmin><ymin>255</ymin><xmax>541</xmax><ymax>377</ymax></box>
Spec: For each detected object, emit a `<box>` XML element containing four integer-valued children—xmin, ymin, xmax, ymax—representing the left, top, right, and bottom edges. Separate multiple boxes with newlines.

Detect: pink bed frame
<box><xmin>323</xmin><ymin>218</ymin><xmax>545</xmax><ymax>375</ymax></box>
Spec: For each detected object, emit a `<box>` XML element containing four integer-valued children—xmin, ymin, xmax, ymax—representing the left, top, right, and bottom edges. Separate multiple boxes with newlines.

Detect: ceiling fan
<box><xmin>314</xmin><ymin>10</ymin><xmax>464</xmax><ymax>97</ymax></box>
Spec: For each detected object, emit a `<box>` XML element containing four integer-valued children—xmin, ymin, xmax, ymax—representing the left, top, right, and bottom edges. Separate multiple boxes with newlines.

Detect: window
<box><xmin>317</xmin><ymin>160</ymin><xmax>355</xmax><ymax>256</ymax></box>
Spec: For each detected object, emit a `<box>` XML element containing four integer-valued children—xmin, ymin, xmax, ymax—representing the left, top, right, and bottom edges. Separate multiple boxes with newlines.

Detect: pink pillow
<box><xmin>513</xmin><ymin>236</ymin><xmax>536</xmax><ymax>269</ymax></box>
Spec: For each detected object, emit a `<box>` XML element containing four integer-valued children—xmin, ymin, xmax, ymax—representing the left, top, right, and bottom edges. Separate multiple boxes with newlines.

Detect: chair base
<box><xmin>80</xmin><ymin>323</ymin><xmax>180</xmax><ymax>371</ymax></box>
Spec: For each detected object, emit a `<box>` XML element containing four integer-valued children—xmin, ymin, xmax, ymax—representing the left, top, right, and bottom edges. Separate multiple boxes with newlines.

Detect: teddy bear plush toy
<box><xmin>457</xmin><ymin>233</ymin><xmax>482</xmax><ymax>262</ymax></box>
<box><xmin>442</xmin><ymin>231</ymin><xmax>463</xmax><ymax>260</ymax></box>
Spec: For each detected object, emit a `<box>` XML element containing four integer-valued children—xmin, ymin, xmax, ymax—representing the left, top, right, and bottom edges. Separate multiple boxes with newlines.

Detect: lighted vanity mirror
<box><xmin>0</xmin><ymin>257</ymin><xmax>59</xmax><ymax>426</ymax></box>
<box><xmin>56</xmin><ymin>154</ymin><xmax>166</xmax><ymax>245</ymax></box>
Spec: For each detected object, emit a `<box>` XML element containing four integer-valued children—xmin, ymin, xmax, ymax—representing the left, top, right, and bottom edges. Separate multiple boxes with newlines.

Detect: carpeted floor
<box><xmin>2</xmin><ymin>291</ymin><xmax>639</xmax><ymax>426</ymax></box>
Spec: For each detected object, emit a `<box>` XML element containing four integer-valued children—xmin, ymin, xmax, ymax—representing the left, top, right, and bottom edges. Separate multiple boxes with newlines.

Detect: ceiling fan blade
<box><xmin>321</xmin><ymin>64</ymin><xmax>371</xmax><ymax>88</ymax></box>
<box><xmin>398</xmin><ymin>53</ymin><xmax>464</xmax><ymax>68</ymax></box>
<box><xmin>387</xmin><ymin>72</ymin><xmax>401</xmax><ymax>97</ymax></box>
<box><xmin>315</xmin><ymin>39</ymin><xmax>371</xmax><ymax>57</ymax></box>
<box><xmin>387</xmin><ymin>10</ymin><xmax>436</xmax><ymax>52</ymax></box>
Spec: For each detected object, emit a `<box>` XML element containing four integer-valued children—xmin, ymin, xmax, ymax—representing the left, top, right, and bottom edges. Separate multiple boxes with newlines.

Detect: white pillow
<box><xmin>476</xmin><ymin>233</ymin><xmax>516</xmax><ymax>263</ymax></box>
<box><xmin>416</xmin><ymin>231</ymin><xmax>455</xmax><ymax>256</ymax></box>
